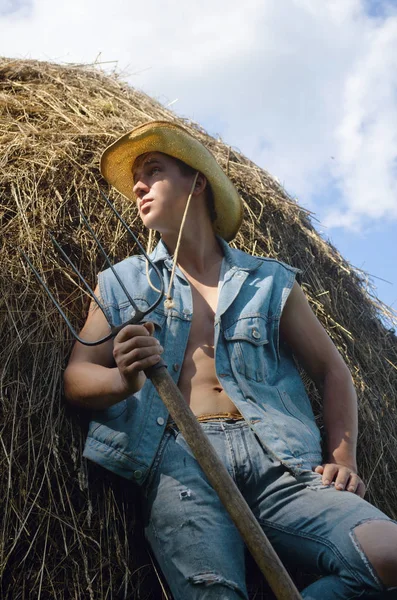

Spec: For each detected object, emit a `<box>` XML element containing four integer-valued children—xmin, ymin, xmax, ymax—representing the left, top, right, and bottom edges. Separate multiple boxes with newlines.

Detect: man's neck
<box><xmin>161</xmin><ymin>231</ymin><xmax>223</xmax><ymax>277</ymax></box>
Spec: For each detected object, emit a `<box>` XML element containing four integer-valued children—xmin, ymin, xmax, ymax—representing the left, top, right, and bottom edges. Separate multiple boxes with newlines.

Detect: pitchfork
<box><xmin>21</xmin><ymin>192</ymin><xmax>302</xmax><ymax>600</ymax></box>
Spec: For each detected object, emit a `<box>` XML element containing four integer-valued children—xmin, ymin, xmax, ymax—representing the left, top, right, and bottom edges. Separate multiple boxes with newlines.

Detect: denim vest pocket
<box><xmin>119</xmin><ymin>302</ymin><xmax>166</xmax><ymax>332</ymax></box>
<box><xmin>224</xmin><ymin>315</ymin><xmax>269</xmax><ymax>382</ymax></box>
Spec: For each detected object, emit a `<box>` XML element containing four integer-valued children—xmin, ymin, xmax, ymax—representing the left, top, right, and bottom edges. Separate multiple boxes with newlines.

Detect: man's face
<box><xmin>132</xmin><ymin>152</ymin><xmax>195</xmax><ymax>234</ymax></box>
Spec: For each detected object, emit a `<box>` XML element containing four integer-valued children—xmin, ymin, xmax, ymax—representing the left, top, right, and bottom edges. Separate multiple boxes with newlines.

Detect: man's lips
<box><xmin>139</xmin><ymin>198</ymin><xmax>153</xmax><ymax>211</ymax></box>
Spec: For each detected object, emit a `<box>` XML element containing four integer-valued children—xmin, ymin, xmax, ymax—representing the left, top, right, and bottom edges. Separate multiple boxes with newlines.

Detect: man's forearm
<box><xmin>321</xmin><ymin>365</ymin><xmax>358</xmax><ymax>468</ymax></box>
<box><xmin>64</xmin><ymin>362</ymin><xmax>144</xmax><ymax>410</ymax></box>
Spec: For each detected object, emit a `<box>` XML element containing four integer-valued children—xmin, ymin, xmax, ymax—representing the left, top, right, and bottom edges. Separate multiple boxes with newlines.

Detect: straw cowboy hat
<box><xmin>100</xmin><ymin>120</ymin><xmax>243</xmax><ymax>241</ymax></box>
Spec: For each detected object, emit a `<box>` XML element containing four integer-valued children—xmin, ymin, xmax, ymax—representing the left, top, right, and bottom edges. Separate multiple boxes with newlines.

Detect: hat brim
<box><xmin>100</xmin><ymin>121</ymin><xmax>243</xmax><ymax>241</ymax></box>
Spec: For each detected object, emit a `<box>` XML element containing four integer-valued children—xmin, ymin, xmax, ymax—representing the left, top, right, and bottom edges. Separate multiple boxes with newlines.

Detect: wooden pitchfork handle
<box><xmin>146</xmin><ymin>363</ymin><xmax>302</xmax><ymax>600</ymax></box>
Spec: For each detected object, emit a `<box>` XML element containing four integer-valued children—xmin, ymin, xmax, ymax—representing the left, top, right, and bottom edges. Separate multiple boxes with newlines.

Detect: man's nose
<box><xmin>133</xmin><ymin>179</ymin><xmax>149</xmax><ymax>198</ymax></box>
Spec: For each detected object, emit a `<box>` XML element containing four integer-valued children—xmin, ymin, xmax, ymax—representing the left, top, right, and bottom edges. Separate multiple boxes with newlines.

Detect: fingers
<box><xmin>115</xmin><ymin>323</ymin><xmax>154</xmax><ymax>343</ymax></box>
<box><xmin>314</xmin><ymin>463</ymin><xmax>366</xmax><ymax>497</ymax></box>
<box><xmin>320</xmin><ymin>463</ymin><xmax>340</xmax><ymax>487</ymax></box>
<box><xmin>116</xmin><ymin>333</ymin><xmax>161</xmax><ymax>356</ymax></box>
<box><xmin>120</xmin><ymin>349</ymin><xmax>163</xmax><ymax>376</ymax></box>
<box><xmin>342</xmin><ymin>471</ymin><xmax>360</xmax><ymax>493</ymax></box>
<box><xmin>113</xmin><ymin>323</ymin><xmax>163</xmax><ymax>379</ymax></box>
<box><xmin>143</xmin><ymin>321</ymin><xmax>155</xmax><ymax>336</ymax></box>
<box><xmin>356</xmin><ymin>480</ymin><xmax>367</xmax><ymax>498</ymax></box>
<box><xmin>338</xmin><ymin>470</ymin><xmax>366</xmax><ymax>497</ymax></box>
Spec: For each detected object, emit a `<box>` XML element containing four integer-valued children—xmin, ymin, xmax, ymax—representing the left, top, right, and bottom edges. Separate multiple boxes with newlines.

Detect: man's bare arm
<box><xmin>64</xmin><ymin>286</ymin><xmax>163</xmax><ymax>410</ymax></box>
<box><xmin>280</xmin><ymin>282</ymin><xmax>365</xmax><ymax>497</ymax></box>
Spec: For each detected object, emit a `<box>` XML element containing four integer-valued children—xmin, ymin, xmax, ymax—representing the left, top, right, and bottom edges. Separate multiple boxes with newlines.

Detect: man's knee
<box><xmin>353</xmin><ymin>520</ymin><xmax>397</xmax><ymax>589</ymax></box>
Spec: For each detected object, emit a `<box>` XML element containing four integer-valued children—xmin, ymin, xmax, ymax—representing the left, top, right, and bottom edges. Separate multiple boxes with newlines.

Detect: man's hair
<box><xmin>133</xmin><ymin>152</ymin><xmax>217</xmax><ymax>223</ymax></box>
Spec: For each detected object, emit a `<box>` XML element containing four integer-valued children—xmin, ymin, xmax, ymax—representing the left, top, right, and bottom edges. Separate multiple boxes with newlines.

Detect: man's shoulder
<box><xmin>226</xmin><ymin>244</ymin><xmax>300</xmax><ymax>276</ymax></box>
<box><xmin>107</xmin><ymin>253</ymin><xmax>146</xmax><ymax>271</ymax></box>
<box><xmin>253</xmin><ymin>254</ymin><xmax>300</xmax><ymax>275</ymax></box>
<box><xmin>99</xmin><ymin>254</ymin><xmax>148</xmax><ymax>288</ymax></box>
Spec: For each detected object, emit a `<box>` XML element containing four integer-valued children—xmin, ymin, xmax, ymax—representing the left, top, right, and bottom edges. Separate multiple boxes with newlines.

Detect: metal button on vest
<box><xmin>252</xmin><ymin>329</ymin><xmax>261</xmax><ymax>339</ymax></box>
<box><xmin>133</xmin><ymin>470</ymin><xmax>142</xmax><ymax>479</ymax></box>
<box><xmin>157</xmin><ymin>417</ymin><xmax>165</xmax><ymax>426</ymax></box>
<box><xmin>173</xmin><ymin>363</ymin><xmax>180</xmax><ymax>372</ymax></box>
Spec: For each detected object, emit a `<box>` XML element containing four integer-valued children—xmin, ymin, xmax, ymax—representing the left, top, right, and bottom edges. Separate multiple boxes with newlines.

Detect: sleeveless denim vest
<box><xmin>83</xmin><ymin>238</ymin><xmax>322</xmax><ymax>483</ymax></box>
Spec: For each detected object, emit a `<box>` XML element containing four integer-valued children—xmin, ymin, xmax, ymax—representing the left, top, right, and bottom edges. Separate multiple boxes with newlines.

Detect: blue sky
<box><xmin>0</xmin><ymin>0</ymin><xmax>396</xmax><ymax>319</ymax></box>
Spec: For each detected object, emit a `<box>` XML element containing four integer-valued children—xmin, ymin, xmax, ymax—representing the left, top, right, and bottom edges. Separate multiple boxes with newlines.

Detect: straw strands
<box><xmin>1</xmin><ymin>57</ymin><xmax>396</xmax><ymax>599</ymax></box>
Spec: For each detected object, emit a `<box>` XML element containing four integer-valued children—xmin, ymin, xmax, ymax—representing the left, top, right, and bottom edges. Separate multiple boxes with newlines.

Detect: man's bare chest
<box><xmin>189</xmin><ymin>283</ymin><xmax>217</xmax><ymax>343</ymax></box>
<box><xmin>181</xmin><ymin>269</ymin><xmax>220</xmax><ymax>348</ymax></box>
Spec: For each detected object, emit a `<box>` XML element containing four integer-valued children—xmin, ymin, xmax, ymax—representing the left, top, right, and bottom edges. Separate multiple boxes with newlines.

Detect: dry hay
<box><xmin>1</xmin><ymin>57</ymin><xmax>396</xmax><ymax>599</ymax></box>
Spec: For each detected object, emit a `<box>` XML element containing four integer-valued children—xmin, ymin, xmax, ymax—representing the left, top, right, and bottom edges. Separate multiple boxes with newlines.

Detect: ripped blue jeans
<box><xmin>142</xmin><ymin>420</ymin><xmax>393</xmax><ymax>599</ymax></box>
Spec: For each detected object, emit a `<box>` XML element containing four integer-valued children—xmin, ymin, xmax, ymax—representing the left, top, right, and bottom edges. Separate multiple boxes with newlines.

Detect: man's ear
<box><xmin>193</xmin><ymin>172</ymin><xmax>207</xmax><ymax>195</ymax></box>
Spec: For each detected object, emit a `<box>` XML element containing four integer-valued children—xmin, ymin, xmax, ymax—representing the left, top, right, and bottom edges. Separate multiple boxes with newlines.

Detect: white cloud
<box><xmin>325</xmin><ymin>14</ymin><xmax>397</xmax><ymax>228</ymax></box>
<box><xmin>0</xmin><ymin>0</ymin><xmax>397</xmax><ymax>233</ymax></box>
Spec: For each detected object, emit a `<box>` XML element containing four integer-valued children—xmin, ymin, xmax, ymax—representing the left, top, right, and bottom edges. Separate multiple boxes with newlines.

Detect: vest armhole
<box><xmin>98</xmin><ymin>270</ymin><xmax>117</xmax><ymax>326</ymax></box>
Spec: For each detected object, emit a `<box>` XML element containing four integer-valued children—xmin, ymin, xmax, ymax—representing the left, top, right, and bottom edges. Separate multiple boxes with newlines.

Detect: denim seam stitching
<box><xmin>257</xmin><ymin>517</ymin><xmax>366</xmax><ymax>588</ymax></box>
<box><xmin>85</xmin><ymin>437</ymin><xmax>144</xmax><ymax>467</ymax></box>
<box><xmin>148</xmin><ymin>519</ymin><xmax>170</xmax><ymax>577</ymax></box>
<box><xmin>241</xmin><ymin>426</ymin><xmax>256</xmax><ymax>483</ymax></box>
<box><xmin>142</xmin><ymin>431</ymin><xmax>172</xmax><ymax>495</ymax></box>
<box><xmin>223</xmin><ymin>425</ymin><xmax>238</xmax><ymax>483</ymax></box>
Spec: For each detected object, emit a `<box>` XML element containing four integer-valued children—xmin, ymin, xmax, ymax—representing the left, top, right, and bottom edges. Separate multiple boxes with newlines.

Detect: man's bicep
<box><xmin>279</xmin><ymin>282</ymin><xmax>348</xmax><ymax>385</ymax></box>
<box><xmin>67</xmin><ymin>286</ymin><xmax>114</xmax><ymax>368</ymax></box>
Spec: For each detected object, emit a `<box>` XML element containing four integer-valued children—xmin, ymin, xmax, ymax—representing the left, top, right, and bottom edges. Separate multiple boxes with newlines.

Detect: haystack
<box><xmin>1</xmin><ymin>57</ymin><xmax>396</xmax><ymax>599</ymax></box>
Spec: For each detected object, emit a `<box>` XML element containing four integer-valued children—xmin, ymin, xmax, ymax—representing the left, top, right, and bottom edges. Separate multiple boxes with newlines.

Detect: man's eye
<box><xmin>149</xmin><ymin>166</ymin><xmax>160</xmax><ymax>175</ymax></box>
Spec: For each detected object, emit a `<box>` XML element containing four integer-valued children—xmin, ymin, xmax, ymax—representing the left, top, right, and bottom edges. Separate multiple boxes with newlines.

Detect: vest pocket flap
<box><xmin>224</xmin><ymin>316</ymin><xmax>269</xmax><ymax>346</ymax></box>
<box><xmin>143</xmin><ymin>309</ymin><xmax>166</xmax><ymax>330</ymax></box>
<box><xmin>120</xmin><ymin>303</ymin><xmax>166</xmax><ymax>330</ymax></box>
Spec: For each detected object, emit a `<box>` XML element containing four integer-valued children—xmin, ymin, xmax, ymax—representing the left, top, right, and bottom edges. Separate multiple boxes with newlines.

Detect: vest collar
<box><xmin>149</xmin><ymin>236</ymin><xmax>262</xmax><ymax>273</ymax></box>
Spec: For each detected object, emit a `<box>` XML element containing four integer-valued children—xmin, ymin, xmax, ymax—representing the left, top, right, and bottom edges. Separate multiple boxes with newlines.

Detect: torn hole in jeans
<box><xmin>179</xmin><ymin>488</ymin><xmax>192</xmax><ymax>500</ymax></box>
<box><xmin>188</xmin><ymin>571</ymin><xmax>245</xmax><ymax>597</ymax></box>
<box><xmin>296</xmin><ymin>471</ymin><xmax>336</xmax><ymax>491</ymax></box>
<box><xmin>350</xmin><ymin>517</ymin><xmax>396</xmax><ymax>590</ymax></box>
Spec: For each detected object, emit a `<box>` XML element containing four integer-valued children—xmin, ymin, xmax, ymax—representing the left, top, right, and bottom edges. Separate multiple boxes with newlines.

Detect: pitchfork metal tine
<box><xmin>21</xmin><ymin>192</ymin><xmax>165</xmax><ymax>347</ymax></box>
<box><xmin>49</xmin><ymin>232</ymin><xmax>110</xmax><ymax>324</ymax></box>
<box><xmin>77</xmin><ymin>209</ymin><xmax>145</xmax><ymax>318</ymax></box>
<box><xmin>99</xmin><ymin>190</ymin><xmax>157</xmax><ymax>266</ymax></box>
<box><xmin>20</xmin><ymin>248</ymin><xmax>84</xmax><ymax>340</ymax></box>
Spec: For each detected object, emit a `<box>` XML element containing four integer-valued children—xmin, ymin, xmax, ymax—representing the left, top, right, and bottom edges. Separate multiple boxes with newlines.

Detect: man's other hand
<box><xmin>314</xmin><ymin>463</ymin><xmax>366</xmax><ymax>498</ymax></box>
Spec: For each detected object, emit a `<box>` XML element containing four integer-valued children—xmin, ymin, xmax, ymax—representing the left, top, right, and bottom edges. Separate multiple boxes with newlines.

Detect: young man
<box><xmin>64</xmin><ymin>121</ymin><xmax>397</xmax><ymax>599</ymax></box>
